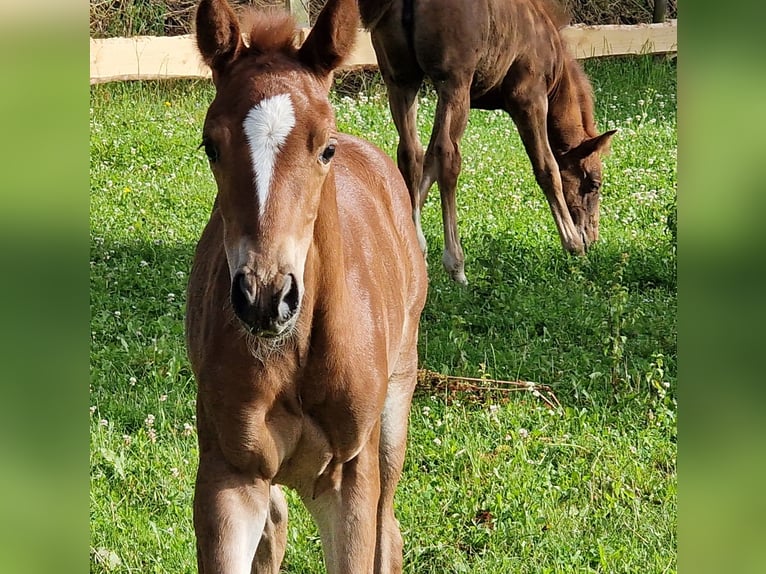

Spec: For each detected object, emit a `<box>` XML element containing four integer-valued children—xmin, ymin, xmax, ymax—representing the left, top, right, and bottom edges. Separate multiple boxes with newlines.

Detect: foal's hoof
<box><xmin>562</xmin><ymin>237</ymin><xmax>586</xmax><ymax>256</ymax></box>
<box><xmin>450</xmin><ymin>270</ymin><xmax>468</xmax><ymax>285</ymax></box>
<box><xmin>442</xmin><ymin>251</ymin><xmax>468</xmax><ymax>285</ymax></box>
<box><xmin>446</xmin><ymin>265</ymin><xmax>468</xmax><ymax>285</ymax></box>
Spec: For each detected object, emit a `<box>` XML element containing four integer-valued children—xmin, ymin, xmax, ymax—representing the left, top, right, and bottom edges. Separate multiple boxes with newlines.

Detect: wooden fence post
<box><xmin>653</xmin><ymin>0</ymin><xmax>667</xmax><ymax>22</ymax></box>
<box><xmin>284</xmin><ymin>0</ymin><xmax>309</xmax><ymax>27</ymax></box>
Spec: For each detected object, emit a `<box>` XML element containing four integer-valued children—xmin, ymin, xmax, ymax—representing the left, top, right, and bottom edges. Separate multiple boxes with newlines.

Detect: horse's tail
<box><xmin>402</xmin><ymin>0</ymin><xmax>415</xmax><ymax>54</ymax></box>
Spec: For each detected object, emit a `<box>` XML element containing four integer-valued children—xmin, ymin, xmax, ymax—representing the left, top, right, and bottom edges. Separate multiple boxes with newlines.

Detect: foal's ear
<box><xmin>298</xmin><ymin>0</ymin><xmax>359</xmax><ymax>80</ymax></box>
<box><xmin>575</xmin><ymin>129</ymin><xmax>618</xmax><ymax>158</ymax></box>
<box><xmin>195</xmin><ymin>0</ymin><xmax>243</xmax><ymax>82</ymax></box>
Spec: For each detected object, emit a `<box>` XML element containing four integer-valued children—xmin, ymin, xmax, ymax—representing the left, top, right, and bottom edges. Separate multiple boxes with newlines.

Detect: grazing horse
<box><xmin>359</xmin><ymin>0</ymin><xmax>617</xmax><ymax>283</ymax></box>
<box><xmin>185</xmin><ymin>0</ymin><xmax>427</xmax><ymax>572</ymax></box>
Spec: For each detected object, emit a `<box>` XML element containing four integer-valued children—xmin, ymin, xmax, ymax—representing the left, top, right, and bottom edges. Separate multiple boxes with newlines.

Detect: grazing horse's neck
<box><xmin>547</xmin><ymin>57</ymin><xmax>598</xmax><ymax>156</ymax></box>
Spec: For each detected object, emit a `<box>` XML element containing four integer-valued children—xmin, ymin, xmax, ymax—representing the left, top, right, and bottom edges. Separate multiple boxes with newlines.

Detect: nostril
<box><xmin>277</xmin><ymin>273</ymin><xmax>300</xmax><ymax>321</ymax></box>
<box><xmin>231</xmin><ymin>270</ymin><xmax>256</xmax><ymax>320</ymax></box>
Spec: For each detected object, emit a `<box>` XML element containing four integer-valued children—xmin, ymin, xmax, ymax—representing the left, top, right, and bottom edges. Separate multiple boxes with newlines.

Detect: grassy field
<box><xmin>89</xmin><ymin>55</ymin><xmax>676</xmax><ymax>572</ymax></box>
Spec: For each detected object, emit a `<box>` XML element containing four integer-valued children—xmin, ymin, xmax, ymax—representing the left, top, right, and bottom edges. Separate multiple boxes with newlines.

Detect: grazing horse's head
<box><xmin>195</xmin><ymin>0</ymin><xmax>357</xmax><ymax>337</ymax></box>
<box><xmin>556</xmin><ymin>128</ymin><xmax>616</xmax><ymax>246</ymax></box>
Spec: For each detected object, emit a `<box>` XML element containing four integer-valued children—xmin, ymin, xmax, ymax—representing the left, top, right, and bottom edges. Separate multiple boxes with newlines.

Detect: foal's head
<box><xmin>556</xmin><ymin>127</ymin><xmax>616</xmax><ymax>246</ymax></box>
<box><xmin>548</xmin><ymin>58</ymin><xmax>617</xmax><ymax>248</ymax></box>
<box><xmin>195</xmin><ymin>0</ymin><xmax>357</xmax><ymax>338</ymax></box>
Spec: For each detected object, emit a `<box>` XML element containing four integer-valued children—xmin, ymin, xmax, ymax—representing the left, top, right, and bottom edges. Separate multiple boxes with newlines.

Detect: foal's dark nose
<box><xmin>230</xmin><ymin>268</ymin><xmax>301</xmax><ymax>336</ymax></box>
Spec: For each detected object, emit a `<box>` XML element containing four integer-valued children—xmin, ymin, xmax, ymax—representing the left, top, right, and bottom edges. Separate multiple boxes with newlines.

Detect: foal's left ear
<box><xmin>195</xmin><ymin>0</ymin><xmax>243</xmax><ymax>82</ymax></box>
<box><xmin>575</xmin><ymin>129</ymin><xmax>618</xmax><ymax>158</ymax></box>
<box><xmin>298</xmin><ymin>0</ymin><xmax>359</xmax><ymax>80</ymax></box>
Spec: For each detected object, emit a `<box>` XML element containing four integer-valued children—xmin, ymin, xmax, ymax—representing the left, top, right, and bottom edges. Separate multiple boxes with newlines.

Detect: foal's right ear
<box><xmin>298</xmin><ymin>0</ymin><xmax>358</xmax><ymax>80</ymax></box>
<box><xmin>195</xmin><ymin>0</ymin><xmax>243</xmax><ymax>82</ymax></box>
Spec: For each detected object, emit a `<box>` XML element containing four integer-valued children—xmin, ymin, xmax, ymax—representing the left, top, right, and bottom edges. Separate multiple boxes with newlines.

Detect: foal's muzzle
<box><xmin>230</xmin><ymin>267</ymin><xmax>301</xmax><ymax>337</ymax></box>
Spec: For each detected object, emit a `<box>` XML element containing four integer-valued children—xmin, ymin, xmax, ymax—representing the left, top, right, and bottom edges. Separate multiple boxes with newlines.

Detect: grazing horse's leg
<box><xmin>371</xmin><ymin>22</ymin><xmax>428</xmax><ymax>257</ymax></box>
<box><xmin>303</xmin><ymin>425</ymin><xmax>382</xmax><ymax>574</ymax></box>
<box><xmin>375</xmin><ymin>347</ymin><xmax>419</xmax><ymax>573</ymax></box>
<box><xmin>503</xmin><ymin>72</ymin><xmax>585</xmax><ymax>254</ymax></box>
<box><xmin>423</xmin><ymin>80</ymin><xmax>471</xmax><ymax>284</ymax></box>
<box><xmin>194</xmin><ymin>454</ymin><xmax>272</xmax><ymax>574</ymax></box>
<box><xmin>251</xmin><ymin>485</ymin><xmax>288</xmax><ymax>573</ymax></box>
<box><xmin>388</xmin><ymin>82</ymin><xmax>427</xmax><ymax>256</ymax></box>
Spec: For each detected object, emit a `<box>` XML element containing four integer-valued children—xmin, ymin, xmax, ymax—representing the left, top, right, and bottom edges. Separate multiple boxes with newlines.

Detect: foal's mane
<box><xmin>537</xmin><ymin>0</ymin><xmax>571</xmax><ymax>30</ymax></box>
<box><xmin>238</xmin><ymin>8</ymin><xmax>299</xmax><ymax>57</ymax></box>
<box><xmin>566</xmin><ymin>60</ymin><xmax>599</xmax><ymax>137</ymax></box>
<box><xmin>539</xmin><ymin>0</ymin><xmax>599</xmax><ymax>138</ymax></box>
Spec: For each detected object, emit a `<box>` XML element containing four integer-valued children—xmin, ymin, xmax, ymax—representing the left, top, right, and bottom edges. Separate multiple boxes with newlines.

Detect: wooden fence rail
<box><xmin>90</xmin><ymin>20</ymin><xmax>676</xmax><ymax>84</ymax></box>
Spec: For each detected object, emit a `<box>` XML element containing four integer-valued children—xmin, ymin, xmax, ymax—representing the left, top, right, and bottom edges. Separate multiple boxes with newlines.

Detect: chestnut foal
<box><xmin>359</xmin><ymin>0</ymin><xmax>617</xmax><ymax>283</ymax></box>
<box><xmin>185</xmin><ymin>1</ymin><xmax>427</xmax><ymax>572</ymax></box>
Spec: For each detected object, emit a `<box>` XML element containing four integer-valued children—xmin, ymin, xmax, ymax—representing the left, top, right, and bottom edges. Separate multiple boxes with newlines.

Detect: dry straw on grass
<box><xmin>416</xmin><ymin>369</ymin><xmax>563</xmax><ymax>411</ymax></box>
<box><xmin>90</xmin><ymin>0</ymin><xmax>678</xmax><ymax>38</ymax></box>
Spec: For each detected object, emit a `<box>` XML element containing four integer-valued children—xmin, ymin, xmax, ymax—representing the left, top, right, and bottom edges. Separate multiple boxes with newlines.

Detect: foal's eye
<box><xmin>319</xmin><ymin>140</ymin><xmax>337</xmax><ymax>165</ymax></box>
<box><xmin>583</xmin><ymin>170</ymin><xmax>601</xmax><ymax>193</ymax></box>
<box><xmin>201</xmin><ymin>139</ymin><xmax>219</xmax><ymax>163</ymax></box>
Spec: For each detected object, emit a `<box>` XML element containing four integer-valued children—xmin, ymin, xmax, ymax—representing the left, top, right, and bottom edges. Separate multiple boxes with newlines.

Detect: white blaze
<box><xmin>242</xmin><ymin>93</ymin><xmax>296</xmax><ymax>217</ymax></box>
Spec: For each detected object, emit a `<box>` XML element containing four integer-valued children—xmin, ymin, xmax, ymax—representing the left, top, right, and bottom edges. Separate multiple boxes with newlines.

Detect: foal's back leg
<box><xmin>502</xmin><ymin>70</ymin><xmax>585</xmax><ymax>253</ymax></box>
<box><xmin>375</xmin><ymin>346</ymin><xmax>419</xmax><ymax>572</ymax></box>
<box><xmin>422</xmin><ymin>79</ymin><xmax>472</xmax><ymax>284</ymax></box>
<box><xmin>387</xmin><ymin>80</ymin><xmax>427</xmax><ymax>255</ymax></box>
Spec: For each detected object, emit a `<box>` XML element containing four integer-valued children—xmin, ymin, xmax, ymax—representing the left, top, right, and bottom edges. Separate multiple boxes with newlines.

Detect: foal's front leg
<box><xmin>504</xmin><ymin>78</ymin><xmax>585</xmax><ymax>254</ymax></box>
<box><xmin>303</xmin><ymin>425</ymin><xmax>382</xmax><ymax>574</ymax></box>
<box><xmin>252</xmin><ymin>485</ymin><xmax>288</xmax><ymax>573</ymax></box>
<box><xmin>194</xmin><ymin>456</ymin><xmax>273</xmax><ymax>574</ymax></box>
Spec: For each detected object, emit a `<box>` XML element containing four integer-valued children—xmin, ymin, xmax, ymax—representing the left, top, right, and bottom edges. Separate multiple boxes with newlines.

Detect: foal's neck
<box><xmin>547</xmin><ymin>57</ymin><xmax>598</xmax><ymax>156</ymax></box>
<box><xmin>303</xmin><ymin>173</ymin><xmax>350</xmax><ymax>331</ymax></box>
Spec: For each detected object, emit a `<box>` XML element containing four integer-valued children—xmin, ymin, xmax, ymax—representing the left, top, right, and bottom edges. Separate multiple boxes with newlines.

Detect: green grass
<box><xmin>90</xmin><ymin>55</ymin><xmax>676</xmax><ymax>573</ymax></box>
